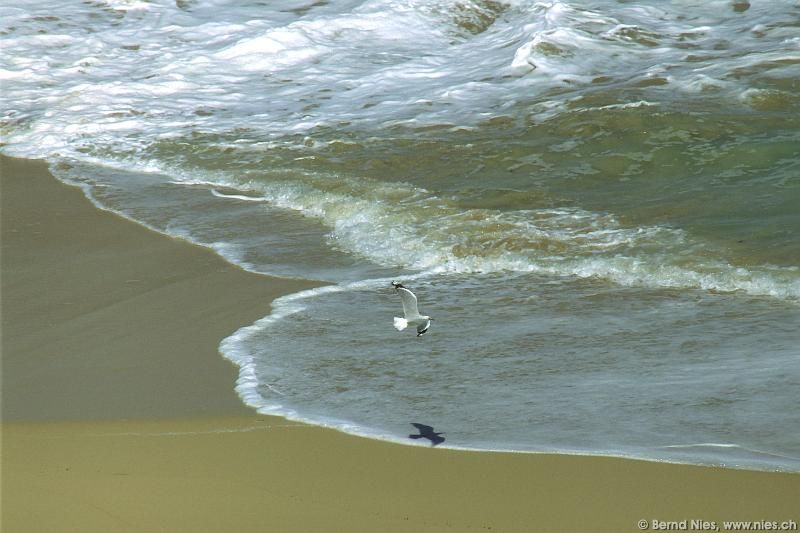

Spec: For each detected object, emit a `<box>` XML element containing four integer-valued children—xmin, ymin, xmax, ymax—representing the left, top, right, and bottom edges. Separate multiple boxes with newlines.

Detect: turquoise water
<box><xmin>2</xmin><ymin>0</ymin><xmax>799</xmax><ymax>470</ymax></box>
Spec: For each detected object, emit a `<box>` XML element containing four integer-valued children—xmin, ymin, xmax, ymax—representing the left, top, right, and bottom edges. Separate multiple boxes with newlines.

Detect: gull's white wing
<box><xmin>396</xmin><ymin>286</ymin><xmax>421</xmax><ymax>318</ymax></box>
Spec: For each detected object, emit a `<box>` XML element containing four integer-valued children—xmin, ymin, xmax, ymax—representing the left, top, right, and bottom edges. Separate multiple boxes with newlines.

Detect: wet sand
<box><xmin>2</xmin><ymin>155</ymin><xmax>798</xmax><ymax>532</ymax></box>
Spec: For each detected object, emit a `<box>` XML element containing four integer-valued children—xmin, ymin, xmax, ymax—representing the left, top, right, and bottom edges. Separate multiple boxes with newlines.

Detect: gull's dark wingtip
<box><xmin>391</xmin><ymin>281</ymin><xmax>405</xmax><ymax>289</ymax></box>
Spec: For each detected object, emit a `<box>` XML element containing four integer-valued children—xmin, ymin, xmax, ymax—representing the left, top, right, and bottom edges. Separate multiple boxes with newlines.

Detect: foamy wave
<box><xmin>183</xmin><ymin>169</ymin><xmax>800</xmax><ymax>300</ymax></box>
<box><xmin>5</xmin><ymin>0</ymin><xmax>798</xmax><ymax>161</ymax></box>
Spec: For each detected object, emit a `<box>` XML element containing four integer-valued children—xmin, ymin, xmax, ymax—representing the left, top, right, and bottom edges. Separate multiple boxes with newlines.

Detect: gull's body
<box><xmin>391</xmin><ymin>282</ymin><xmax>431</xmax><ymax>336</ymax></box>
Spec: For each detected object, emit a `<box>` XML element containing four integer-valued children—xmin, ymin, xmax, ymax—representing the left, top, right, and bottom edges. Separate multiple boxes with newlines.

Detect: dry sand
<box><xmin>2</xmin><ymin>155</ymin><xmax>798</xmax><ymax>532</ymax></box>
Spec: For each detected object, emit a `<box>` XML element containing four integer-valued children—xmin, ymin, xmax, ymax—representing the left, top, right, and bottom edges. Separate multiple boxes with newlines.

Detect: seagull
<box><xmin>391</xmin><ymin>282</ymin><xmax>432</xmax><ymax>336</ymax></box>
<box><xmin>409</xmin><ymin>423</ymin><xmax>445</xmax><ymax>446</ymax></box>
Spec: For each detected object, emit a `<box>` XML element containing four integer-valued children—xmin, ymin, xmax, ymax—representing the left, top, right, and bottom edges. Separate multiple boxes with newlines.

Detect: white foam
<box><xmin>209</xmin><ymin>189</ymin><xmax>267</xmax><ymax>202</ymax></box>
<box><xmin>100</xmin><ymin>0</ymin><xmax>152</xmax><ymax>12</ymax></box>
<box><xmin>0</xmin><ymin>68</ymin><xmax>48</xmax><ymax>82</ymax></box>
<box><xmin>4</xmin><ymin>0</ymin><xmax>799</xmax><ymax>165</ymax></box>
<box><xmin>214</xmin><ymin>29</ymin><xmax>323</xmax><ymax>72</ymax></box>
<box><xmin>2</xmin><ymin>0</ymin><xmax>796</xmax><ymax>162</ymax></box>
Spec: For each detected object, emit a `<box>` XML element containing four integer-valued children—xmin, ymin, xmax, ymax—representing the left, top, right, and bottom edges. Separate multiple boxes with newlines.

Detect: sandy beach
<box><xmin>2</xmin><ymin>155</ymin><xmax>798</xmax><ymax>533</ymax></box>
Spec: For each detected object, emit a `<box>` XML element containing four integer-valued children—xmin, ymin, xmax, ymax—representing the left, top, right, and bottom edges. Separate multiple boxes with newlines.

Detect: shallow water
<box><xmin>2</xmin><ymin>0</ymin><xmax>799</xmax><ymax>470</ymax></box>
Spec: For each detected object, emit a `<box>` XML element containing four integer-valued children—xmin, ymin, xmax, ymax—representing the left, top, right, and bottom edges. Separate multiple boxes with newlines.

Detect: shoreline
<box><xmin>2</xmin><ymin>155</ymin><xmax>798</xmax><ymax>532</ymax></box>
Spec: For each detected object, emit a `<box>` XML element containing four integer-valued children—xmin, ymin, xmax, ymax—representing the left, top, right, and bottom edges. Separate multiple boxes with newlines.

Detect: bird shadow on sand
<box><xmin>408</xmin><ymin>422</ymin><xmax>445</xmax><ymax>446</ymax></box>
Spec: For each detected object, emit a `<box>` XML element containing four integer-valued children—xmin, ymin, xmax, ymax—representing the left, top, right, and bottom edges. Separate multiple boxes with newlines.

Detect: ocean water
<box><xmin>2</xmin><ymin>0</ymin><xmax>799</xmax><ymax>471</ymax></box>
